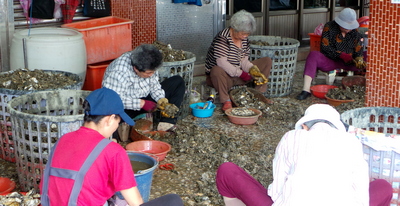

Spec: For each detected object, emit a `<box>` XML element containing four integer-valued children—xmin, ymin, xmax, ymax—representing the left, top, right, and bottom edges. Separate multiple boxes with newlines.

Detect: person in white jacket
<box><xmin>216</xmin><ymin>104</ymin><xmax>393</xmax><ymax>206</ymax></box>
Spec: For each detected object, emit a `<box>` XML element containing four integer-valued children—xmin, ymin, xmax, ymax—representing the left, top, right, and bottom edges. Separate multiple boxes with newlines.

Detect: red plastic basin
<box><xmin>0</xmin><ymin>177</ymin><xmax>15</xmax><ymax>195</ymax></box>
<box><xmin>310</xmin><ymin>85</ymin><xmax>338</xmax><ymax>99</ymax></box>
<box><xmin>126</xmin><ymin>140</ymin><xmax>171</xmax><ymax>161</ymax></box>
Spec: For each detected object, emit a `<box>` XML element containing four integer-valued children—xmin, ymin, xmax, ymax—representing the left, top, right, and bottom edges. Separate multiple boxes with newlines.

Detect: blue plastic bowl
<box><xmin>190</xmin><ymin>102</ymin><xmax>216</xmax><ymax>118</ymax></box>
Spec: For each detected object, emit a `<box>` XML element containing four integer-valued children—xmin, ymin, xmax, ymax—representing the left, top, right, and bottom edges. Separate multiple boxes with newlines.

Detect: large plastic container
<box><xmin>62</xmin><ymin>16</ymin><xmax>134</xmax><ymax>64</ymax></box>
<box><xmin>10</xmin><ymin>28</ymin><xmax>87</xmax><ymax>80</ymax></box>
<box><xmin>308</xmin><ymin>33</ymin><xmax>321</xmax><ymax>52</ymax></box>
<box><xmin>248</xmin><ymin>36</ymin><xmax>300</xmax><ymax>98</ymax></box>
<box><xmin>82</xmin><ymin>60</ymin><xmax>113</xmax><ymax>91</ymax></box>
<box><xmin>8</xmin><ymin>90</ymin><xmax>91</xmax><ymax>191</ymax></box>
<box><xmin>0</xmin><ymin>70</ymin><xmax>83</xmax><ymax>163</ymax></box>
<box><xmin>158</xmin><ymin>51</ymin><xmax>196</xmax><ymax>120</ymax></box>
<box><xmin>341</xmin><ymin>107</ymin><xmax>400</xmax><ymax>206</ymax></box>
<box><xmin>127</xmin><ymin>152</ymin><xmax>158</xmax><ymax>202</ymax></box>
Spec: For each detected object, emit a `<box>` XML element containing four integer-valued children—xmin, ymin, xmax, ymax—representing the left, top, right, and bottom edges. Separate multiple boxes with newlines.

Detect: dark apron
<box><xmin>41</xmin><ymin>138</ymin><xmax>111</xmax><ymax>206</ymax></box>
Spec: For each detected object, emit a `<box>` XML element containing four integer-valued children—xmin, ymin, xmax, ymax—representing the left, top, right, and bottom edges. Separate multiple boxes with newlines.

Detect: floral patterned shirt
<box><xmin>320</xmin><ymin>21</ymin><xmax>364</xmax><ymax>63</ymax></box>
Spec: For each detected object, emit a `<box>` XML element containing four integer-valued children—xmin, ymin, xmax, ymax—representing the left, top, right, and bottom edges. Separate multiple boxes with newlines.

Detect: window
<box><xmin>335</xmin><ymin>0</ymin><xmax>358</xmax><ymax>7</ymax></box>
<box><xmin>232</xmin><ymin>0</ymin><xmax>262</xmax><ymax>13</ymax></box>
<box><xmin>270</xmin><ymin>0</ymin><xmax>297</xmax><ymax>10</ymax></box>
<box><xmin>304</xmin><ymin>0</ymin><xmax>328</xmax><ymax>8</ymax></box>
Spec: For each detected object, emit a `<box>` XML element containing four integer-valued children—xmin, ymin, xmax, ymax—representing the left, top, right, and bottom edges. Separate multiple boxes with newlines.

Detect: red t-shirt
<box><xmin>40</xmin><ymin>127</ymin><xmax>137</xmax><ymax>205</ymax></box>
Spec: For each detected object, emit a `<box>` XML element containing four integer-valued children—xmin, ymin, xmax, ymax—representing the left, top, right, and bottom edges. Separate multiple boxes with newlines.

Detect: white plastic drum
<box><xmin>10</xmin><ymin>27</ymin><xmax>87</xmax><ymax>80</ymax></box>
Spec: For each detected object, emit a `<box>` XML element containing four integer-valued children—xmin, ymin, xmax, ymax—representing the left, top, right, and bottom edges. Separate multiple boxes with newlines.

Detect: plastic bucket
<box><xmin>10</xmin><ymin>28</ymin><xmax>87</xmax><ymax>80</ymax></box>
<box><xmin>127</xmin><ymin>152</ymin><xmax>159</xmax><ymax>202</ymax></box>
<box><xmin>308</xmin><ymin>33</ymin><xmax>321</xmax><ymax>52</ymax></box>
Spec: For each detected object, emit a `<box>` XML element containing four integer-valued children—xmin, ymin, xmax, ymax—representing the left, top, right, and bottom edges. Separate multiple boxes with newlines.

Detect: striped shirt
<box><xmin>321</xmin><ymin>21</ymin><xmax>364</xmax><ymax>62</ymax></box>
<box><xmin>268</xmin><ymin>123</ymin><xmax>369</xmax><ymax>206</ymax></box>
<box><xmin>205</xmin><ymin>27</ymin><xmax>251</xmax><ymax>75</ymax></box>
<box><xmin>102</xmin><ymin>52</ymin><xmax>165</xmax><ymax>111</ymax></box>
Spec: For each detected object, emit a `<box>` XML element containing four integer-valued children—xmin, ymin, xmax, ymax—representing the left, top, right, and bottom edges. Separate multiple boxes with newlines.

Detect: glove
<box><xmin>142</xmin><ymin>100</ymin><xmax>157</xmax><ymax>112</ymax></box>
<box><xmin>353</xmin><ymin>56</ymin><xmax>367</xmax><ymax>69</ymax></box>
<box><xmin>160</xmin><ymin>103</ymin><xmax>179</xmax><ymax>118</ymax></box>
<box><xmin>339</xmin><ymin>52</ymin><xmax>353</xmax><ymax>63</ymax></box>
<box><xmin>249</xmin><ymin>65</ymin><xmax>268</xmax><ymax>85</ymax></box>
<box><xmin>239</xmin><ymin>71</ymin><xmax>252</xmax><ymax>82</ymax></box>
<box><xmin>157</xmin><ymin>98</ymin><xmax>169</xmax><ymax>110</ymax></box>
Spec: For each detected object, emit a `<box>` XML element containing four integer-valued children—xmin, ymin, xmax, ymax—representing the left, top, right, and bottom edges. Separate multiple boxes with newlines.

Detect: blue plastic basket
<box><xmin>190</xmin><ymin>102</ymin><xmax>216</xmax><ymax>118</ymax></box>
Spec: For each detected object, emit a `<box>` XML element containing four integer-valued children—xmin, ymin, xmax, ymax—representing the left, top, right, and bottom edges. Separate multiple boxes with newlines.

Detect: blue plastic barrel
<box><xmin>127</xmin><ymin>152</ymin><xmax>159</xmax><ymax>202</ymax></box>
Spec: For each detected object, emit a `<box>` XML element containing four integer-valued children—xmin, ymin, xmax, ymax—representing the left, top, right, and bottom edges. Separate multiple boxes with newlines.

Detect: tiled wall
<box><xmin>366</xmin><ymin>2</ymin><xmax>400</xmax><ymax>106</ymax></box>
<box><xmin>111</xmin><ymin>0</ymin><xmax>157</xmax><ymax>48</ymax></box>
<box><xmin>156</xmin><ymin>0</ymin><xmax>217</xmax><ymax>64</ymax></box>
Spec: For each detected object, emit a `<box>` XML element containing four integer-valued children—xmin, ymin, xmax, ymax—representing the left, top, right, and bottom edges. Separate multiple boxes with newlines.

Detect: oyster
<box><xmin>249</xmin><ymin>40</ymin><xmax>273</xmax><ymax>46</ymax></box>
<box><xmin>0</xmin><ymin>190</ymin><xmax>40</xmax><ymax>206</ymax></box>
<box><xmin>152</xmin><ymin>41</ymin><xmax>187</xmax><ymax>62</ymax></box>
<box><xmin>161</xmin><ymin>104</ymin><xmax>179</xmax><ymax>118</ymax></box>
<box><xmin>230</xmin><ymin>87</ymin><xmax>267</xmax><ymax>110</ymax></box>
<box><xmin>231</xmin><ymin>107</ymin><xmax>256</xmax><ymax>116</ymax></box>
<box><xmin>326</xmin><ymin>88</ymin><xmax>354</xmax><ymax>100</ymax></box>
<box><xmin>0</xmin><ymin>69</ymin><xmax>76</xmax><ymax>90</ymax></box>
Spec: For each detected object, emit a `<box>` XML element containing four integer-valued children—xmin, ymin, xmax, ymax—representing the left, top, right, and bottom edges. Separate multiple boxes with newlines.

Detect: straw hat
<box><xmin>334</xmin><ymin>8</ymin><xmax>359</xmax><ymax>30</ymax></box>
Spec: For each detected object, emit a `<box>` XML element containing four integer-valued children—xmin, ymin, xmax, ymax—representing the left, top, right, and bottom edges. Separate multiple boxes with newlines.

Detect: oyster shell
<box><xmin>162</xmin><ymin>104</ymin><xmax>179</xmax><ymax>118</ymax></box>
<box><xmin>231</xmin><ymin>107</ymin><xmax>256</xmax><ymax>116</ymax></box>
<box><xmin>152</xmin><ymin>41</ymin><xmax>187</xmax><ymax>62</ymax></box>
<box><xmin>0</xmin><ymin>190</ymin><xmax>40</xmax><ymax>206</ymax></box>
<box><xmin>230</xmin><ymin>87</ymin><xmax>267</xmax><ymax>110</ymax></box>
<box><xmin>0</xmin><ymin>69</ymin><xmax>76</xmax><ymax>90</ymax></box>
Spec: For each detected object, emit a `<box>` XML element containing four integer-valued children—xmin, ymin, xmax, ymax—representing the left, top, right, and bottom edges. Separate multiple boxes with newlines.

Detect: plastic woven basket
<box><xmin>8</xmin><ymin>90</ymin><xmax>90</xmax><ymax>191</ymax></box>
<box><xmin>0</xmin><ymin>70</ymin><xmax>83</xmax><ymax>163</ymax></box>
<box><xmin>248</xmin><ymin>36</ymin><xmax>300</xmax><ymax>98</ymax></box>
<box><xmin>158</xmin><ymin>51</ymin><xmax>196</xmax><ymax>120</ymax></box>
<box><xmin>341</xmin><ymin>107</ymin><xmax>400</xmax><ymax>206</ymax></box>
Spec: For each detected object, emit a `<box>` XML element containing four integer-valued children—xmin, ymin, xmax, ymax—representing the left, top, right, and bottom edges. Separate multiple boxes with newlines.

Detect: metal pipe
<box><xmin>22</xmin><ymin>38</ymin><xmax>28</xmax><ymax>69</ymax></box>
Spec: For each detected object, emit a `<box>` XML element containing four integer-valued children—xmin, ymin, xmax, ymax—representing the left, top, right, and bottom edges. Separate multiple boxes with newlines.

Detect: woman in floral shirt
<box><xmin>296</xmin><ymin>8</ymin><xmax>367</xmax><ymax>100</ymax></box>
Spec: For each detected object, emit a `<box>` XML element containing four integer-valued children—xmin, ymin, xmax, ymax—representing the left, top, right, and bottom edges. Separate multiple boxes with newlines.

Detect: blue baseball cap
<box><xmin>85</xmin><ymin>87</ymin><xmax>135</xmax><ymax>126</ymax></box>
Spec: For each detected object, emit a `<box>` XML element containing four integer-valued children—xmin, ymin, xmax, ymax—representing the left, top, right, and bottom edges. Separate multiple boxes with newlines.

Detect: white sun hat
<box><xmin>334</xmin><ymin>8</ymin><xmax>359</xmax><ymax>30</ymax></box>
<box><xmin>294</xmin><ymin>104</ymin><xmax>346</xmax><ymax>132</ymax></box>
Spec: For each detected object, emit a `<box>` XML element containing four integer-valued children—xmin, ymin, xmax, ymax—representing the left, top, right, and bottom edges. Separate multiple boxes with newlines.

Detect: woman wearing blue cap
<box><xmin>40</xmin><ymin>88</ymin><xmax>183</xmax><ymax>206</ymax></box>
<box><xmin>296</xmin><ymin>8</ymin><xmax>368</xmax><ymax>100</ymax></box>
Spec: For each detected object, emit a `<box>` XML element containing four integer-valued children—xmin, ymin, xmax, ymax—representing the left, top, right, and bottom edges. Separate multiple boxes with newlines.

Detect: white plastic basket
<box><xmin>248</xmin><ymin>36</ymin><xmax>300</xmax><ymax>97</ymax></box>
<box><xmin>8</xmin><ymin>90</ymin><xmax>90</xmax><ymax>191</ymax></box>
<box><xmin>158</xmin><ymin>51</ymin><xmax>196</xmax><ymax>120</ymax></box>
<box><xmin>341</xmin><ymin>107</ymin><xmax>400</xmax><ymax>206</ymax></box>
<box><xmin>0</xmin><ymin>70</ymin><xmax>83</xmax><ymax>163</ymax></box>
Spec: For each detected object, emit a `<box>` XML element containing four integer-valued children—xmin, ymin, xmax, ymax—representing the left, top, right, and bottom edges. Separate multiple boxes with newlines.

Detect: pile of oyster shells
<box><xmin>249</xmin><ymin>40</ymin><xmax>274</xmax><ymax>46</ymax></box>
<box><xmin>230</xmin><ymin>87</ymin><xmax>267</xmax><ymax>110</ymax></box>
<box><xmin>0</xmin><ymin>69</ymin><xmax>77</xmax><ymax>90</ymax></box>
<box><xmin>0</xmin><ymin>190</ymin><xmax>40</xmax><ymax>206</ymax></box>
<box><xmin>152</xmin><ymin>41</ymin><xmax>186</xmax><ymax>62</ymax></box>
<box><xmin>230</xmin><ymin>107</ymin><xmax>257</xmax><ymax>116</ymax></box>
